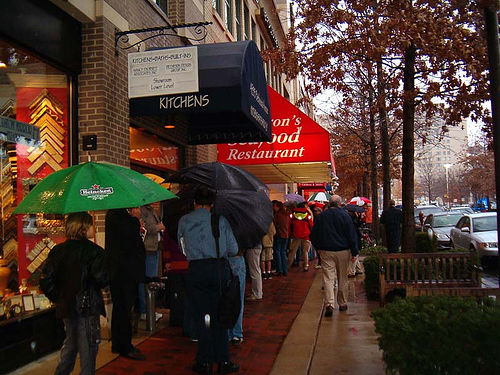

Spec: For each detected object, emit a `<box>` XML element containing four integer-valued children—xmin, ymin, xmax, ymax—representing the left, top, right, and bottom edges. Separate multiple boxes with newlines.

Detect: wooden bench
<box><xmin>379</xmin><ymin>252</ymin><xmax>481</xmax><ymax>305</ymax></box>
<box><xmin>406</xmin><ymin>286</ymin><xmax>500</xmax><ymax>301</ymax></box>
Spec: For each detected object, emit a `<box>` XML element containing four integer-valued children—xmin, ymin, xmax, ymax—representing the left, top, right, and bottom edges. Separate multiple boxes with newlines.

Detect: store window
<box><xmin>213</xmin><ymin>0</ymin><xmax>222</xmax><ymax>16</ymax></box>
<box><xmin>224</xmin><ymin>0</ymin><xmax>233</xmax><ymax>34</ymax></box>
<box><xmin>130</xmin><ymin>126</ymin><xmax>179</xmax><ymax>174</ymax></box>
<box><xmin>244</xmin><ymin>4</ymin><xmax>250</xmax><ymax>40</ymax></box>
<box><xmin>153</xmin><ymin>0</ymin><xmax>168</xmax><ymax>15</ymax></box>
<box><xmin>235</xmin><ymin>0</ymin><xmax>242</xmax><ymax>41</ymax></box>
<box><xmin>0</xmin><ymin>39</ymin><xmax>71</xmax><ymax>298</ymax></box>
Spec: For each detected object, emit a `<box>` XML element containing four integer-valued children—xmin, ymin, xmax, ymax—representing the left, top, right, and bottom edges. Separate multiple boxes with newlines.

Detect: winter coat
<box><xmin>274</xmin><ymin>208</ymin><xmax>290</xmax><ymax>238</ymax></box>
<box><xmin>105</xmin><ymin>208</ymin><xmax>146</xmax><ymax>283</ymax></box>
<box><xmin>310</xmin><ymin>207</ymin><xmax>359</xmax><ymax>256</ymax></box>
<box><xmin>262</xmin><ymin>222</ymin><xmax>276</xmax><ymax>248</ymax></box>
<box><xmin>40</xmin><ymin>239</ymin><xmax>108</xmax><ymax>319</ymax></box>
<box><xmin>290</xmin><ymin>207</ymin><xmax>313</xmax><ymax>240</ymax></box>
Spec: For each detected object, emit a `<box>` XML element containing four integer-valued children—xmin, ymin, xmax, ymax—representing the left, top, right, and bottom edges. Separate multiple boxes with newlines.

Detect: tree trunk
<box><xmin>377</xmin><ymin>60</ymin><xmax>391</xmax><ymax>210</ymax></box>
<box><xmin>483</xmin><ymin>4</ymin><xmax>500</xmax><ymax>285</ymax></box>
<box><xmin>401</xmin><ymin>43</ymin><xmax>416</xmax><ymax>253</ymax></box>
<box><xmin>368</xmin><ymin>84</ymin><xmax>380</xmax><ymax>242</ymax></box>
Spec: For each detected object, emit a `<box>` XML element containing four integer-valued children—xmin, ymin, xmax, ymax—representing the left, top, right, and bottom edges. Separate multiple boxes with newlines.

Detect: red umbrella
<box><xmin>349</xmin><ymin>196</ymin><xmax>371</xmax><ymax>206</ymax></box>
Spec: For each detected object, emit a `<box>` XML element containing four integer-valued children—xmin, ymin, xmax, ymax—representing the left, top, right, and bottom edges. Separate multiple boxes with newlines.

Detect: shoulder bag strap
<box><xmin>211</xmin><ymin>212</ymin><xmax>224</xmax><ymax>294</ymax></box>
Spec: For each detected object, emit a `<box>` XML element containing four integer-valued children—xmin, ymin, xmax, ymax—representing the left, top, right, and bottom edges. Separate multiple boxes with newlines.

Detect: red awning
<box><xmin>217</xmin><ymin>86</ymin><xmax>334</xmax><ymax>184</ymax></box>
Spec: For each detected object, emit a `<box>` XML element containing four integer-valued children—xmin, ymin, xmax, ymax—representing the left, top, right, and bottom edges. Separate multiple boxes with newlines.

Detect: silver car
<box><xmin>450</xmin><ymin>213</ymin><xmax>498</xmax><ymax>258</ymax></box>
<box><xmin>423</xmin><ymin>212</ymin><xmax>463</xmax><ymax>249</ymax></box>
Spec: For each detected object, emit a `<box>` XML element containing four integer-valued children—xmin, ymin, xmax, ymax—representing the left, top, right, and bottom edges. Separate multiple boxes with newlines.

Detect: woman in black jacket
<box><xmin>40</xmin><ymin>212</ymin><xmax>108</xmax><ymax>375</ymax></box>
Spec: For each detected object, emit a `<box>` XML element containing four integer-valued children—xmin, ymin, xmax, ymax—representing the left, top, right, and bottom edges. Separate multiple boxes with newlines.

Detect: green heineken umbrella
<box><xmin>14</xmin><ymin>162</ymin><xmax>177</xmax><ymax>214</ymax></box>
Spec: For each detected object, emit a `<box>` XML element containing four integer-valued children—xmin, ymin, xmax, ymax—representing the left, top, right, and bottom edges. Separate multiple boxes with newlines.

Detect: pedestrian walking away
<box><xmin>40</xmin><ymin>212</ymin><xmax>109</xmax><ymax>375</ymax></box>
<box><xmin>310</xmin><ymin>195</ymin><xmax>359</xmax><ymax>316</ymax></box>
<box><xmin>380</xmin><ymin>199</ymin><xmax>403</xmax><ymax>253</ymax></box>
<box><xmin>177</xmin><ymin>186</ymin><xmax>240</xmax><ymax>374</ymax></box>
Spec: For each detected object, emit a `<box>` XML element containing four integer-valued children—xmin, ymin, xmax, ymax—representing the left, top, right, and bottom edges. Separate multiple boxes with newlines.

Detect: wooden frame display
<box><xmin>22</xmin><ymin>294</ymin><xmax>35</xmax><ymax>312</ymax></box>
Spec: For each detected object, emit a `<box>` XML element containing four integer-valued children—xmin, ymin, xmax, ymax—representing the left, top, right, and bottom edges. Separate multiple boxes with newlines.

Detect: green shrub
<box><xmin>415</xmin><ymin>231</ymin><xmax>437</xmax><ymax>253</ymax></box>
<box><xmin>361</xmin><ymin>247</ymin><xmax>387</xmax><ymax>300</ymax></box>
<box><xmin>363</xmin><ymin>255</ymin><xmax>381</xmax><ymax>300</ymax></box>
<box><xmin>371</xmin><ymin>296</ymin><xmax>500</xmax><ymax>375</ymax></box>
<box><xmin>360</xmin><ymin>245</ymin><xmax>387</xmax><ymax>256</ymax></box>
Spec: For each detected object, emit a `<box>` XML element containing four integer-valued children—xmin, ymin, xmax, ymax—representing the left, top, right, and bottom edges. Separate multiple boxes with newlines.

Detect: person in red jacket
<box><xmin>288</xmin><ymin>202</ymin><xmax>314</xmax><ymax>271</ymax></box>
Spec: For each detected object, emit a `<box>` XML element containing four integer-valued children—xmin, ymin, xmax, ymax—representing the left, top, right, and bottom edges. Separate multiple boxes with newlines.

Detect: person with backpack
<box><xmin>288</xmin><ymin>202</ymin><xmax>314</xmax><ymax>271</ymax></box>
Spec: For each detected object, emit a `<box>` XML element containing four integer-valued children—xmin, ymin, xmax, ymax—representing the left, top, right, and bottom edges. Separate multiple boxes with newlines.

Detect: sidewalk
<box><xmin>270</xmin><ymin>271</ymin><xmax>385</xmax><ymax>375</ymax></box>
<box><xmin>7</xmin><ymin>262</ymin><xmax>386</xmax><ymax>375</ymax></box>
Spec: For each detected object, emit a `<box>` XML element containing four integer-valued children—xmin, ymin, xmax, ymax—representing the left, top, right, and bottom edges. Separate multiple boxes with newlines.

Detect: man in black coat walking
<box><xmin>105</xmin><ymin>207</ymin><xmax>146</xmax><ymax>360</ymax></box>
<box><xmin>310</xmin><ymin>195</ymin><xmax>359</xmax><ymax>317</ymax></box>
<box><xmin>380</xmin><ymin>200</ymin><xmax>403</xmax><ymax>253</ymax></box>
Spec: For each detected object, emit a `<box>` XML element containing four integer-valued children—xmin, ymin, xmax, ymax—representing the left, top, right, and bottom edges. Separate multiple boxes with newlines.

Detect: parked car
<box><xmin>470</xmin><ymin>203</ymin><xmax>488</xmax><ymax>213</ymax></box>
<box><xmin>423</xmin><ymin>212</ymin><xmax>464</xmax><ymax>249</ymax></box>
<box><xmin>450</xmin><ymin>212</ymin><xmax>498</xmax><ymax>258</ymax></box>
<box><xmin>414</xmin><ymin>205</ymin><xmax>446</xmax><ymax>230</ymax></box>
<box><xmin>450</xmin><ymin>206</ymin><xmax>474</xmax><ymax>215</ymax></box>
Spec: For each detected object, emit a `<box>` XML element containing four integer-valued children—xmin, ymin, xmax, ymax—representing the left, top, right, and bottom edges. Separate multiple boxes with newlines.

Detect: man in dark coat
<box><xmin>105</xmin><ymin>207</ymin><xmax>146</xmax><ymax>360</ymax></box>
<box><xmin>310</xmin><ymin>195</ymin><xmax>359</xmax><ymax>317</ymax></box>
<box><xmin>380</xmin><ymin>199</ymin><xmax>403</xmax><ymax>253</ymax></box>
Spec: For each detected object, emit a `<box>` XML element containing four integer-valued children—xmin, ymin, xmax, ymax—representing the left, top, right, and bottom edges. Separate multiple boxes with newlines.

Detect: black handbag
<box><xmin>211</xmin><ymin>213</ymin><xmax>241</xmax><ymax>329</ymax></box>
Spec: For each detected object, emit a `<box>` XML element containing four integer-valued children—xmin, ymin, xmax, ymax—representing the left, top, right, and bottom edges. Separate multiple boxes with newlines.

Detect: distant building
<box><xmin>415</xmin><ymin>118</ymin><xmax>469</xmax><ymax>204</ymax></box>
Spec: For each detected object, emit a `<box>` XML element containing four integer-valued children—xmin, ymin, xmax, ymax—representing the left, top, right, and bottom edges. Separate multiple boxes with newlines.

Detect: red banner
<box><xmin>217</xmin><ymin>86</ymin><xmax>331</xmax><ymax>165</ymax></box>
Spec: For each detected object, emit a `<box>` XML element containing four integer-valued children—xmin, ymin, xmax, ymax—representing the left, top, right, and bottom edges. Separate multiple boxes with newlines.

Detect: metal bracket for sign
<box><xmin>115</xmin><ymin>22</ymin><xmax>212</xmax><ymax>56</ymax></box>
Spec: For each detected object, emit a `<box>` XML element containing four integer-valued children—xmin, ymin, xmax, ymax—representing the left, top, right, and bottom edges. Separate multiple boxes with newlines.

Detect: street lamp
<box><xmin>444</xmin><ymin>163</ymin><xmax>452</xmax><ymax>209</ymax></box>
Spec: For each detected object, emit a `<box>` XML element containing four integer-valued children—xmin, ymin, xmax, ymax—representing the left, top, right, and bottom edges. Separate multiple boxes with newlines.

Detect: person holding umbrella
<box><xmin>177</xmin><ymin>186</ymin><xmax>239</xmax><ymax>374</ymax></box>
<box><xmin>40</xmin><ymin>212</ymin><xmax>108</xmax><ymax>375</ymax></box>
<box><xmin>105</xmin><ymin>207</ymin><xmax>147</xmax><ymax>360</ymax></box>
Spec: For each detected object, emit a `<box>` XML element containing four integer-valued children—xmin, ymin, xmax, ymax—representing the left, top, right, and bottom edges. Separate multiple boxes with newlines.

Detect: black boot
<box><xmin>218</xmin><ymin>361</ymin><xmax>239</xmax><ymax>374</ymax></box>
<box><xmin>193</xmin><ymin>361</ymin><xmax>213</xmax><ymax>374</ymax></box>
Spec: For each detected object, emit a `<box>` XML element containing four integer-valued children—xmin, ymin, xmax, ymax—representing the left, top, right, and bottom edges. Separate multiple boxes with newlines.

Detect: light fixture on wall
<box><xmin>0</xmin><ymin>62</ymin><xmax>6</xmax><ymax>68</ymax></box>
<box><xmin>164</xmin><ymin>124</ymin><xmax>175</xmax><ymax>129</ymax></box>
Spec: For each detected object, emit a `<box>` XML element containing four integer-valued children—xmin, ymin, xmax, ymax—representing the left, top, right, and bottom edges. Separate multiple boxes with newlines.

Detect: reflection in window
<box><xmin>244</xmin><ymin>4</ymin><xmax>250</xmax><ymax>40</ymax></box>
<box><xmin>213</xmin><ymin>0</ymin><xmax>221</xmax><ymax>15</ymax></box>
<box><xmin>235</xmin><ymin>0</ymin><xmax>242</xmax><ymax>40</ymax></box>
<box><xmin>225</xmin><ymin>0</ymin><xmax>233</xmax><ymax>34</ymax></box>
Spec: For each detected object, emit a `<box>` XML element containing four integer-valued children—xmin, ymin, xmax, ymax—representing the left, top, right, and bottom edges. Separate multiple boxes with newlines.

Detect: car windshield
<box><xmin>433</xmin><ymin>215</ymin><xmax>462</xmax><ymax>227</ymax></box>
<box><xmin>472</xmin><ymin>216</ymin><xmax>497</xmax><ymax>232</ymax></box>
<box><xmin>415</xmin><ymin>207</ymin><xmax>443</xmax><ymax>218</ymax></box>
<box><xmin>451</xmin><ymin>207</ymin><xmax>474</xmax><ymax>214</ymax></box>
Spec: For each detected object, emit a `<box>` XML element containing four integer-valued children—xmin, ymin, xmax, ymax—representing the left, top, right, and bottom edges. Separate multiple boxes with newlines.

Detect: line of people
<box><xmin>39</xmin><ymin>190</ymin><xmax>366</xmax><ymax>375</ymax></box>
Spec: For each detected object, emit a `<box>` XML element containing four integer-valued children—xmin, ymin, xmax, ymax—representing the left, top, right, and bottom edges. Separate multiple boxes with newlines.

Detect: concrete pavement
<box><xmin>270</xmin><ymin>272</ymin><xmax>385</xmax><ymax>375</ymax></box>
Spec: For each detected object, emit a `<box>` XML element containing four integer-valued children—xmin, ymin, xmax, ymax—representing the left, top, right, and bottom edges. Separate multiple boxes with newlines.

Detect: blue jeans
<box><xmin>55</xmin><ymin>316</ymin><xmax>100</xmax><ymax>375</ymax></box>
<box><xmin>228</xmin><ymin>255</ymin><xmax>246</xmax><ymax>339</ymax></box>
<box><xmin>138</xmin><ymin>251</ymin><xmax>160</xmax><ymax>314</ymax></box>
<box><xmin>274</xmin><ymin>237</ymin><xmax>288</xmax><ymax>275</ymax></box>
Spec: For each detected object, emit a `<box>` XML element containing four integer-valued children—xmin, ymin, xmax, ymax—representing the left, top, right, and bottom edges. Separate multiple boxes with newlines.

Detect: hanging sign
<box><xmin>128</xmin><ymin>46</ymin><xmax>198</xmax><ymax>98</ymax></box>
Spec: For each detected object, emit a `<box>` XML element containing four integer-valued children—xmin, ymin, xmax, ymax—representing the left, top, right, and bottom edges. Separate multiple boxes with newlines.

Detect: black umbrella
<box><xmin>166</xmin><ymin>162</ymin><xmax>272</xmax><ymax>249</ymax></box>
<box><xmin>344</xmin><ymin>204</ymin><xmax>365</xmax><ymax>213</ymax></box>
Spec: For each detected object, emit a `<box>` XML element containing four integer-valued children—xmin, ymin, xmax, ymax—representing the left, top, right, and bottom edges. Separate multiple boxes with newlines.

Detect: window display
<box><xmin>0</xmin><ymin>39</ymin><xmax>70</xmax><ymax>310</ymax></box>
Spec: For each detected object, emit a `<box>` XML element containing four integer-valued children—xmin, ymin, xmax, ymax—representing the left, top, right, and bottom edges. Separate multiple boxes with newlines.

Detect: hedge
<box><xmin>371</xmin><ymin>296</ymin><xmax>500</xmax><ymax>375</ymax></box>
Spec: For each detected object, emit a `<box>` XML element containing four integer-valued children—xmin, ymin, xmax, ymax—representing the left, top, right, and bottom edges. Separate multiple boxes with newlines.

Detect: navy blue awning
<box><xmin>130</xmin><ymin>41</ymin><xmax>272</xmax><ymax>145</ymax></box>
